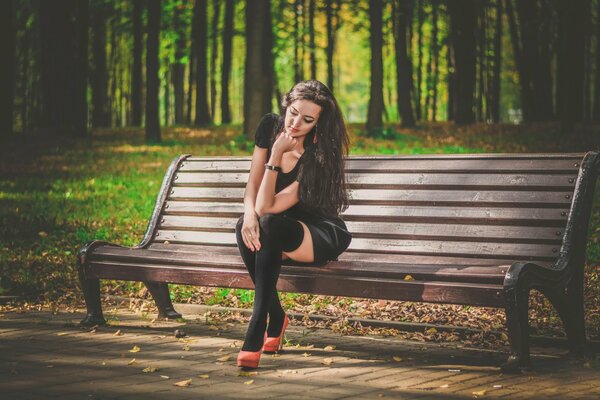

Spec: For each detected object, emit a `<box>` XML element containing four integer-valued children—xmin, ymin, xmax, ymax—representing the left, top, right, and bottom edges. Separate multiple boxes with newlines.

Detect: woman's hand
<box><xmin>241</xmin><ymin>213</ymin><xmax>261</xmax><ymax>252</ymax></box>
<box><xmin>272</xmin><ymin>129</ymin><xmax>298</xmax><ymax>155</ymax></box>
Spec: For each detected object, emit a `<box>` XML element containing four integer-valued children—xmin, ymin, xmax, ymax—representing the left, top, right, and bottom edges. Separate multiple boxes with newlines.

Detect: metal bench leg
<box><xmin>502</xmin><ymin>285</ymin><xmax>532</xmax><ymax>373</ymax></box>
<box><xmin>144</xmin><ymin>282</ymin><xmax>182</xmax><ymax>320</ymax></box>
<box><xmin>78</xmin><ymin>268</ymin><xmax>106</xmax><ymax>326</ymax></box>
<box><xmin>543</xmin><ymin>281</ymin><xmax>588</xmax><ymax>358</ymax></box>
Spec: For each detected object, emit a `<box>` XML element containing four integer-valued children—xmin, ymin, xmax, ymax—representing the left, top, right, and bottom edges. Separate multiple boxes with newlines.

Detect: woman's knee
<box><xmin>258</xmin><ymin>213</ymin><xmax>304</xmax><ymax>252</ymax></box>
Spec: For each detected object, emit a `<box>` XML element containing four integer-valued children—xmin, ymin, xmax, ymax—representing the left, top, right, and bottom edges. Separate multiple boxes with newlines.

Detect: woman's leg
<box><xmin>235</xmin><ymin>217</ymin><xmax>286</xmax><ymax>337</ymax></box>
<box><xmin>237</xmin><ymin>214</ymin><xmax>310</xmax><ymax>352</ymax></box>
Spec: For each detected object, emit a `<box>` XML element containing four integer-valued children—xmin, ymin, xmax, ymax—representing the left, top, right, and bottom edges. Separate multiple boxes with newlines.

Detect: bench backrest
<box><xmin>150</xmin><ymin>153</ymin><xmax>586</xmax><ymax>268</ymax></box>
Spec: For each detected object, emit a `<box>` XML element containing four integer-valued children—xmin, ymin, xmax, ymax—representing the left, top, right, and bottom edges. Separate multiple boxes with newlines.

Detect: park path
<box><xmin>0</xmin><ymin>305</ymin><xmax>598</xmax><ymax>399</ymax></box>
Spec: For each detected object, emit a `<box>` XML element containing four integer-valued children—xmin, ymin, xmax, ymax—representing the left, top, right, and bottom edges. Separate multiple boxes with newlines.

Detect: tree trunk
<box><xmin>75</xmin><ymin>0</ymin><xmax>89</xmax><ymax>135</ymax></box>
<box><xmin>309</xmin><ymin>0</ymin><xmax>316</xmax><ymax>79</ymax></box>
<box><xmin>366</xmin><ymin>0</ymin><xmax>384</xmax><ymax>132</ymax></box>
<box><xmin>0</xmin><ymin>0</ymin><xmax>16</xmax><ymax>135</ymax></box>
<box><xmin>187</xmin><ymin>10</ymin><xmax>196</xmax><ymax>125</ymax></box>
<box><xmin>244</xmin><ymin>0</ymin><xmax>274</xmax><ymax>138</ymax></box>
<box><xmin>91</xmin><ymin>2</ymin><xmax>110</xmax><ymax>127</ymax></box>
<box><xmin>430</xmin><ymin>0</ymin><xmax>439</xmax><ymax>122</ymax></box>
<box><xmin>146</xmin><ymin>0</ymin><xmax>161</xmax><ymax>142</ymax></box>
<box><xmin>476</xmin><ymin>4</ymin><xmax>486</xmax><ymax>122</ymax></box>
<box><xmin>393</xmin><ymin>0</ymin><xmax>415</xmax><ymax>127</ymax></box>
<box><xmin>490</xmin><ymin>0</ymin><xmax>502</xmax><ymax>122</ymax></box>
<box><xmin>132</xmin><ymin>0</ymin><xmax>143</xmax><ymax>126</ymax></box>
<box><xmin>221</xmin><ymin>0</ymin><xmax>234</xmax><ymax>124</ymax></box>
<box><xmin>40</xmin><ymin>0</ymin><xmax>79</xmax><ymax>135</ymax></box>
<box><xmin>557</xmin><ymin>0</ymin><xmax>587</xmax><ymax>131</ymax></box>
<box><xmin>325</xmin><ymin>0</ymin><xmax>338</xmax><ymax>92</ymax></box>
<box><xmin>447</xmin><ymin>0</ymin><xmax>477</xmax><ymax>124</ymax></box>
<box><xmin>164</xmin><ymin>67</ymin><xmax>170</xmax><ymax>126</ymax></box>
<box><xmin>594</xmin><ymin>0</ymin><xmax>600</xmax><ymax>122</ymax></box>
<box><xmin>172</xmin><ymin>0</ymin><xmax>186</xmax><ymax>125</ymax></box>
<box><xmin>415</xmin><ymin>1</ymin><xmax>423</xmax><ymax>120</ymax></box>
<box><xmin>424</xmin><ymin>1</ymin><xmax>438</xmax><ymax>121</ymax></box>
<box><xmin>210</xmin><ymin>0</ymin><xmax>220</xmax><ymax>122</ymax></box>
<box><xmin>294</xmin><ymin>0</ymin><xmax>302</xmax><ymax>83</ymax></box>
<box><xmin>194</xmin><ymin>0</ymin><xmax>211</xmax><ymax>125</ymax></box>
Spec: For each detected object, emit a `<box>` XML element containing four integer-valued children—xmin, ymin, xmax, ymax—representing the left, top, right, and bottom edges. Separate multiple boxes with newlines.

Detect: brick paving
<box><xmin>0</xmin><ymin>307</ymin><xmax>598</xmax><ymax>399</ymax></box>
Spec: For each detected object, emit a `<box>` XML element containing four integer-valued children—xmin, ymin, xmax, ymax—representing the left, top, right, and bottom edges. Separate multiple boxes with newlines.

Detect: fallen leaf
<box><xmin>216</xmin><ymin>355</ymin><xmax>232</xmax><ymax>362</ymax></box>
<box><xmin>164</xmin><ymin>241</ymin><xmax>170</xmax><ymax>245</ymax></box>
<box><xmin>321</xmin><ymin>357</ymin><xmax>334</xmax><ymax>366</ymax></box>
<box><xmin>244</xmin><ymin>380</ymin><xmax>254</xmax><ymax>385</ymax></box>
<box><xmin>425</xmin><ymin>327</ymin><xmax>437</xmax><ymax>335</ymax></box>
<box><xmin>493</xmin><ymin>385</ymin><xmax>502</xmax><ymax>388</ymax></box>
<box><xmin>392</xmin><ymin>356</ymin><xmax>403</xmax><ymax>362</ymax></box>
<box><xmin>448</xmin><ymin>369</ymin><xmax>461</xmax><ymax>372</ymax></box>
<box><xmin>143</xmin><ymin>366</ymin><xmax>159</xmax><ymax>373</ymax></box>
<box><xmin>208</xmin><ymin>325</ymin><xmax>219</xmax><ymax>331</ymax></box>
<box><xmin>183</xmin><ymin>345</ymin><xmax>190</xmax><ymax>351</ymax></box>
<box><xmin>302</xmin><ymin>352</ymin><xmax>311</xmax><ymax>357</ymax></box>
<box><xmin>57</xmin><ymin>332</ymin><xmax>70</xmax><ymax>336</ymax></box>
<box><xmin>101</xmin><ymin>361</ymin><xmax>106</xmax><ymax>366</ymax></box>
<box><xmin>404</xmin><ymin>275</ymin><xmax>414</xmax><ymax>281</ymax></box>
<box><xmin>500</xmin><ymin>333</ymin><xmax>509</xmax><ymax>341</ymax></box>
<box><xmin>160</xmin><ymin>375</ymin><xmax>170</xmax><ymax>379</ymax></box>
<box><xmin>440</xmin><ymin>384</ymin><xmax>449</xmax><ymax>388</ymax></box>
<box><xmin>473</xmin><ymin>389</ymin><xmax>486</xmax><ymax>396</ymax></box>
<box><xmin>198</xmin><ymin>374</ymin><xmax>210</xmax><ymax>379</ymax></box>
<box><xmin>238</xmin><ymin>371</ymin><xmax>257</xmax><ymax>377</ymax></box>
<box><xmin>113</xmin><ymin>330</ymin><xmax>123</xmax><ymax>336</ymax></box>
<box><xmin>128</xmin><ymin>358</ymin><xmax>136</xmax><ymax>365</ymax></box>
<box><xmin>129</xmin><ymin>345</ymin><xmax>141</xmax><ymax>353</ymax></box>
<box><xmin>323</xmin><ymin>345</ymin><xmax>336</xmax><ymax>351</ymax></box>
<box><xmin>174</xmin><ymin>379</ymin><xmax>192</xmax><ymax>387</ymax></box>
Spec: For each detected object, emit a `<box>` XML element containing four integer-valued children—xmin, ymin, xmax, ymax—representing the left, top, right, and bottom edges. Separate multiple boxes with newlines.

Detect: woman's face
<box><xmin>284</xmin><ymin>99</ymin><xmax>321</xmax><ymax>139</ymax></box>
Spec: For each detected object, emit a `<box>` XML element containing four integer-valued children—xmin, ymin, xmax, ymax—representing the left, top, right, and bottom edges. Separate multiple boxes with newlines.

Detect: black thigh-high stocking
<box><xmin>235</xmin><ymin>214</ymin><xmax>305</xmax><ymax>352</ymax></box>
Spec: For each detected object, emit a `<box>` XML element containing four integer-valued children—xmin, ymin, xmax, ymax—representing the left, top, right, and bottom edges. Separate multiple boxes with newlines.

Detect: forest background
<box><xmin>0</xmin><ymin>0</ymin><xmax>599</xmax><ymax>348</ymax></box>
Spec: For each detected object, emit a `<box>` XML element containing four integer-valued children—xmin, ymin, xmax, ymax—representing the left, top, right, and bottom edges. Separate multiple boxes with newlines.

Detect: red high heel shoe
<box><xmin>237</xmin><ymin>332</ymin><xmax>267</xmax><ymax>369</ymax></box>
<box><xmin>263</xmin><ymin>315</ymin><xmax>289</xmax><ymax>353</ymax></box>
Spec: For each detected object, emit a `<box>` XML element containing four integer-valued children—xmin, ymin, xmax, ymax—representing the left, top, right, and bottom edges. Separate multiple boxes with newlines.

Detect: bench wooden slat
<box><xmin>146</xmin><ymin>242</ymin><xmax>547</xmax><ymax>267</ymax></box>
<box><xmin>174</xmin><ymin>171</ymin><xmax>577</xmax><ymax>190</ymax></box>
<box><xmin>152</xmin><ymin>229</ymin><xmax>558</xmax><ymax>260</ymax></box>
<box><xmin>163</xmin><ymin>201</ymin><xmax>568</xmax><ymax>225</ymax></box>
<box><xmin>179</xmin><ymin>157</ymin><xmax>581</xmax><ymax>173</ymax></box>
<box><xmin>159</xmin><ymin>215</ymin><xmax>564</xmax><ymax>243</ymax></box>
<box><xmin>90</xmin><ymin>246</ymin><xmax>506</xmax><ymax>283</ymax></box>
<box><xmin>169</xmin><ymin>187</ymin><xmax>574</xmax><ymax>207</ymax></box>
<box><xmin>85</xmin><ymin>260</ymin><xmax>505</xmax><ymax>307</ymax></box>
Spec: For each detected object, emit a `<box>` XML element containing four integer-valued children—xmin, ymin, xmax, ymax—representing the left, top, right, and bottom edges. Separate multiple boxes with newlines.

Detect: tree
<box><xmin>220</xmin><ymin>0</ymin><xmax>234</xmax><ymax>124</ymax></box>
<box><xmin>447</xmin><ymin>0</ymin><xmax>477</xmax><ymax>124</ymax></box>
<box><xmin>39</xmin><ymin>0</ymin><xmax>84</xmax><ymax>136</ymax></box>
<box><xmin>308</xmin><ymin>0</ymin><xmax>317</xmax><ymax>79</ymax></box>
<box><xmin>210</xmin><ymin>0</ymin><xmax>220</xmax><ymax>122</ymax></box>
<box><xmin>392</xmin><ymin>0</ymin><xmax>415</xmax><ymax>127</ymax></box>
<box><xmin>557</xmin><ymin>0</ymin><xmax>587</xmax><ymax>131</ymax></box>
<box><xmin>244</xmin><ymin>0</ymin><xmax>274</xmax><ymax>138</ymax></box>
<box><xmin>132</xmin><ymin>0</ymin><xmax>143</xmax><ymax>126</ymax></box>
<box><xmin>366</xmin><ymin>0</ymin><xmax>385</xmax><ymax>133</ymax></box>
<box><xmin>193</xmin><ymin>0</ymin><xmax>211</xmax><ymax>125</ymax></box>
<box><xmin>91</xmin><ymin>0</ymin><xmax>111</xmax><ymax>127</ymax></box>
<box><xmin>0</xmin><ymin>0</ymin><xmax>16</xmax><ymax>135</ymax></box>
<box><xmin>146</xmin><ymin>0</ymin><xmax>161</xmax><ymax>142</ymax></box>
<box><xmin>172</xmin><ymin>0</ymin><xmax>187</xmax><ymax>125</ymax></box>
<box><xmin>325</xmin><ymin>0</ymin><xmax>341</xmax><ymax>93</ymax></box>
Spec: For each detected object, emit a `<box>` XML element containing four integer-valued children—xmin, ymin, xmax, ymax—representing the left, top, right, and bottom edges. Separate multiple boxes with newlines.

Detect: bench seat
<box><xmin>78</xmin><ymin>152</ymin><xmax>600</xmax><ymax>373</ymax></box>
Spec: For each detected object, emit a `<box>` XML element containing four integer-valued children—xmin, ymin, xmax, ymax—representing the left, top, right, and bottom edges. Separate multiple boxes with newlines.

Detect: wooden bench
<box><xmin>77</xmin><ymin>152</ymin><xmax>599</xmax><ymax>372</ymax></box>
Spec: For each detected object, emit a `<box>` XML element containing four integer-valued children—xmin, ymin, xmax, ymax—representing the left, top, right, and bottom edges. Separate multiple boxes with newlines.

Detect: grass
<box><xmin>0</xmin><ymin>121</ymin><xmax>598</xmax><ymax>342</ymax></box>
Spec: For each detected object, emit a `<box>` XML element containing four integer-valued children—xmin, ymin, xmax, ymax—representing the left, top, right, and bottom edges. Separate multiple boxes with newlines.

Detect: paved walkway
<box><xmin>0</xmin><ymin>306</ymin><xmax>598</xmax><ymax>399</ymax></box>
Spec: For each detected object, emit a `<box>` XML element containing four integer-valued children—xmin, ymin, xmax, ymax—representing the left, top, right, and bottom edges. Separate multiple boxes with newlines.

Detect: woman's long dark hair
<box><xmin>272</xmin><ymin>80</ymin><xmax>350</xmax><ymax>217</ymax></box>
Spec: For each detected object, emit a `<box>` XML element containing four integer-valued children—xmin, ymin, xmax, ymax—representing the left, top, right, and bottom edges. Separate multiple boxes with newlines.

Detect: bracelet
<box><xmin>264</xmin><ymin>163</ymin><xmax>282</xmax><ymax>172</ymax></box>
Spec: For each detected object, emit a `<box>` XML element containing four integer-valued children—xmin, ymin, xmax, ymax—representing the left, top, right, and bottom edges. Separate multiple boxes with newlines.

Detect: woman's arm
<box><xmin>239</xmin><ymin>145</ymin><xmax>268</xmax><ymax>252</ymax></box>
<box><xmin>255</xmin><ymin>134</ymin><xmax>301</xmax><ymax>217</ymax></box>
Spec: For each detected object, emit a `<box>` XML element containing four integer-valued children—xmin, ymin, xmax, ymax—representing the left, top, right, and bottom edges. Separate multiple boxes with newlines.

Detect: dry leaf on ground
<box><xmin>174</xmin><ymin>379</ymin><xmax>192</xmax><ymax>387</ymax></box>
<box><xmin>321</xmin><ymin>357</ymin><xmax>334</xmax><ymax>365</ymax></box>
<box><xmin>216</xmin><ymin>355</ymin><xmax>231</xmax><ymax>362</ymax></box>
<box><xmin>129</xmin><ymin>345</ymin><xmax>141</xmax><ymax>353</ymax></box>
<box><xmin>142</xmin><ymin>366</ymin><xmax>159</xmax><ymax>373</ymax></box>
<box><xmin>244</xmin><ymin>380</ymin><xmax>254</xmax><ymax>385</ymax></box>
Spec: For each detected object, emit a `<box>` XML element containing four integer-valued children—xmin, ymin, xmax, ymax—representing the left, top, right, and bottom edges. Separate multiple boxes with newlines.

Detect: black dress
<box><xmin>253</xmin><ymin>113</ymin><xmax>352</xmax><ymax>265</ymax></box>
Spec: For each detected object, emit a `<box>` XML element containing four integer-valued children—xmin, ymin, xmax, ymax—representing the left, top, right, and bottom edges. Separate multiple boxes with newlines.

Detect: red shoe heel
<box><xmin>264</xmin><ymin>315</ymin><xmax>289</xmax><ymax>353</ymax></box>
<box><xmin>237</xmin><ymin>350</ymin><xmax>262</xmax><ymax>369</ymax></box>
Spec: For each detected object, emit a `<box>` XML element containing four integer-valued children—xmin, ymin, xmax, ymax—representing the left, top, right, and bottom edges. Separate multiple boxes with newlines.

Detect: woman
<box><xmin>235</xmin><ymin>80</ymin><xmax>352</xmax><ymax>369</ymax></box>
